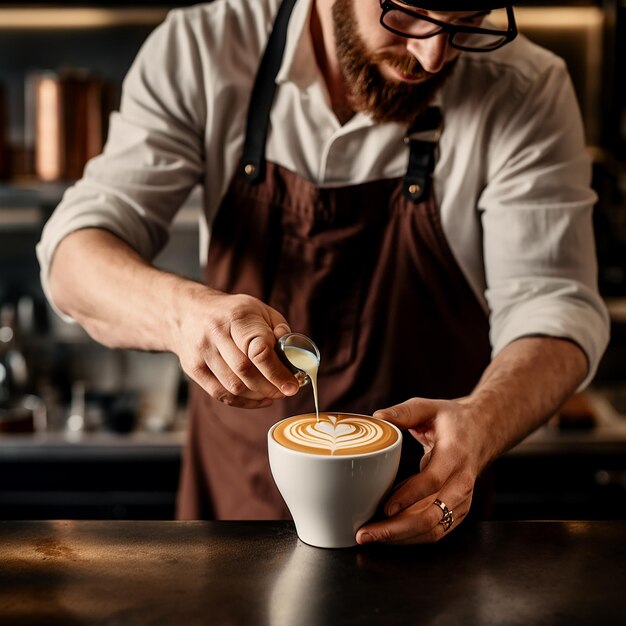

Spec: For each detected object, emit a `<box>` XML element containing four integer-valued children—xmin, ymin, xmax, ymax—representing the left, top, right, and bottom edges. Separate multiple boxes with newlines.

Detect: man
<box><xmin>37</xmin><ymin>0</ymin><xmax>609</xmax><ymax>544</ymax></box>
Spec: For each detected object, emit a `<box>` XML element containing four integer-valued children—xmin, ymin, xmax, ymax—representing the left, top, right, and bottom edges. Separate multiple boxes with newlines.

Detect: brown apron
<box><xmin>177</xmin><ymin>0</ymin><xmax>491</xmax><ymax>520</ymax></box>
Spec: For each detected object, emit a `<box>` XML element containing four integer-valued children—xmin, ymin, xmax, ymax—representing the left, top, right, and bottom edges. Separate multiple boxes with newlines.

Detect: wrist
<box><xmin>163</xmin><ymin>277</ymin><xmax>222</xmax><ymax>355</ymax></box>
<box><xmin>457</xmin><ymin>393</ymin><xmax>504</xmax><ymax>472</ymax></box>
<box><xmin>163</xmin><ymin>276</ymin><xmax>204</xmax><ymax>354</ymax></box>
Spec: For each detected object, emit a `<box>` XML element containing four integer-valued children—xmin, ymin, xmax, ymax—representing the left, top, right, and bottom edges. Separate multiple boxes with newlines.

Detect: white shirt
<box><xmin>37</xmin><ymin>0</ymin><xmax>609</xmax><ymax>386</ymax></box>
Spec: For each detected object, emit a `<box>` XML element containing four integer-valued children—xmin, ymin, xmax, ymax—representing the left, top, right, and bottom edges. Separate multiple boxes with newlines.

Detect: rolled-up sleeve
<box><xmin>36</xmin><ymin>8</ymin><xmax>206</xmax><ymax>317</ymax></box>
<box><xmin>479</xmin><ymin>58</ymin><xmax>610</xmax><ymax>388</ymax></box>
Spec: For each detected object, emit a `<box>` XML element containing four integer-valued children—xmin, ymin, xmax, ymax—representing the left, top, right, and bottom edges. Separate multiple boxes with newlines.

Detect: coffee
<box><xmin>272</xmin><ymin>412</ymin><xmax>399</xmax><ymax>456</ymax></box>
<box><xmin>269</xmin><ymin>412</ymin><xmax>402</xmax><ymax>547</ymax></box>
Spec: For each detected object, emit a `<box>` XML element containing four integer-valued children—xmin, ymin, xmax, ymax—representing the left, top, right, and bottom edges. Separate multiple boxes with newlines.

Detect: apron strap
<box><xmin>240</xmin><ymin>0</ymin><xmax>442</xmax><ymax>200</ymax></box>
<box><xmin>403</xmin><ymin>106</ymin><xmax>443</xmax><ymax>203</ymax></box>
<box><xmin>240</xmin><ymin>0</ymin><xmax>299</xmax><ymax>184</ymax></box>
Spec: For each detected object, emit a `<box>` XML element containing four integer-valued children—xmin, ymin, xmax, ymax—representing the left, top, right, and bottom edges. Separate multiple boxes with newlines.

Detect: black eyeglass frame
<box><xmin>379</xmin><ymin>1</ymin><xmax>518</xmax><ymax>52</ymax></box>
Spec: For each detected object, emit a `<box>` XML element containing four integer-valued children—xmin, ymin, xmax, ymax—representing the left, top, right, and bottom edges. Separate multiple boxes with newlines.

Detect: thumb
<box><xmin>267</xmin><ymin>309</ymin><xmax>291</xmax><ymax>340</ymax></box>
<box><xmin>373</xmin><ymin>398</ymin><xmax>440</xmax><ymax>430</ymax></box>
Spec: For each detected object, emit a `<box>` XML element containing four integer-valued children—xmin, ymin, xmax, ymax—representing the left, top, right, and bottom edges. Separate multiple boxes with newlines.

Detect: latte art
<box><xmin>273</xmin><ymin>413</ymin><xmax>399</xmax><ymax>456</ymax></box>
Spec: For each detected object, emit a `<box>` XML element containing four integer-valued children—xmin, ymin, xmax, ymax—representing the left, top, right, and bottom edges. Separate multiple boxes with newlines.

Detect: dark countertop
<box><xmin>1</xmin><ymin>520</ymin><xmax>625</xmax><ymax>626</ymax></box>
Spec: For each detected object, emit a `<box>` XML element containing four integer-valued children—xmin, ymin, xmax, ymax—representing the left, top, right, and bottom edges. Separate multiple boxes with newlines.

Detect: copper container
<box><xmin>0</xmin><ymin>83</ymin><xmax>8</xmax><ymax>179</ymax></box>
<box><xmin>34</xmin><ymin>69</ymin><xmax>107</xmax><ymax>182</ymax></box>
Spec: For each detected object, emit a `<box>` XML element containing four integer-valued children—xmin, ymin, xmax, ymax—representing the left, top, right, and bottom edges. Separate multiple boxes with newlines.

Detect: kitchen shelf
<box><xmin>0</xmin><ymin>1</ymin><xmax>195</xmax><ymax>5</ymax></box>
<box><xmin>0</xmin><ymin>429</ymin><xmax>184</xmax><ymax>461</ymax></box>
<box><xmin>0</xmin><ymin>7</ymin><xmax>169</xmax><ymax>29</ymax></box>
<box><xmin>0</xmin><ymin>181</ymin><xmax>202</xmax><ymax>230</ymax></box>
<box><xmin>0</xmin><ymin>180</ymin><xmax>68</xmax><ymax>205</ymax></box>
<box><xmin>0</xmin><ymin>207</ymin><xmax>44</xmax><ymax>230</ymax></box>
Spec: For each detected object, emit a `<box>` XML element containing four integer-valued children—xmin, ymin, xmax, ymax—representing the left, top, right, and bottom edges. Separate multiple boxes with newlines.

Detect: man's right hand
<box><xmin>169</xmin><ymin>284</ymin><xmax>300</xmax><ymax>409</ymax></box>
<box><xmin>48</xmin><ymin>230</ymin><xmax>297</xmax><ymax>409</ymax></box>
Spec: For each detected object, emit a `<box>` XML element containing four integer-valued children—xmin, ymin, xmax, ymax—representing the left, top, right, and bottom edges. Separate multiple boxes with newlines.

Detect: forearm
<box><xmin>48</xmin><ymin>228</ymin><xmax>203</xmax><ymax>352</ymax></box>
<box><xmin>463</xmin><ymin>336</ymin><xmax>588</xmax><ymax>470</ymax></box>
<box><xmin>48</xmin><ymin>228</ymin><xmax>298</xmax><ymax>407</ymax></box>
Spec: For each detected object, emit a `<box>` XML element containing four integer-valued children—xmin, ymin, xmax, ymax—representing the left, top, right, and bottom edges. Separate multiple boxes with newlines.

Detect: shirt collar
<box><xmin>274</xmin><ymin>0</ymin><xmax>444</xmax><ymax>126</ymax></box>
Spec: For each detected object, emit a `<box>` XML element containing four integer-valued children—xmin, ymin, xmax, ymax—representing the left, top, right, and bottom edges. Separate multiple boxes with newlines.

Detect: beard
<box><xmin>332</xmin><ymin>0</ymin><xmax>457</xmax><ymax>125</ymax></box>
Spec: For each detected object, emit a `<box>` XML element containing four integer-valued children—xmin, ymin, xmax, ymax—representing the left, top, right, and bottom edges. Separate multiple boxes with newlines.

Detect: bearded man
<box><xmin>38</xmin><ymin>0</ymin><xmax>609</xmax><ymax>544</ymax></box>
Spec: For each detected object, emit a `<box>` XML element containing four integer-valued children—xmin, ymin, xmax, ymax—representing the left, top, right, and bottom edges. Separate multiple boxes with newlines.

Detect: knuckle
<box><xmin>226</xmin><ymin>377</ymin><xmax>248</xmax><ymax>397</ymax></box>
<box><xmin>206</xmin><ymin>317</ymin><xmax>229</xmax><ymax>338</ymax></box>
<box><xmin>429</xmin><ymin>507</ymin><xmax>443</xmax><ymax>528</ymax></box>
<box><xmin>189</xmin><ymin>358</ymin><xmax>205</xmax><ymax>374</ymax></box>
<box><xmin>458</xmin><ymin>473</ymin><xmax>475</xmax><ymax>499</ymax></box>
<box><xmin>207</xmin><ymin>383</ymin><xmax>225</xmax><ymax>401</ymax></box>
<box><xmin>426</xmin><ymin>474</ymin><xmax>445</xmax><ymax>493</ymax></box>
<box><xmin>229</xmin><ymin>296</ymin><xmax>255</xmax><ymax>321</ymax></box>
<box><xmin>376</xmin><ymin>526</ymin><xmax>394</xmax><ymax>543</ymax></box>
<box><xmin>208</xmin><ymin>383</ymin><xmax>234</xmax><ymax>405</ymax></box>
<box><xmin>410</xmin><ymin>512</ymin><xmax>433</xmax><ymax>537</ymax></box>
<box><xmin>247</xmin><ymin>336</ymin><xmax>273</xmax><ymax>362</ymax></box>
<box><xmin>186</xmin><ymin>358</ymin><xmax>208</xmax><ymax>380</ymax></box>
<box><xmin>229</xmin><ymin>305</ymin><xmax>247</xmax><ymax>323</ymax></box>
<box><xmin>234</xmin><ymin>356</ymin><xmax>256</xmax><ymax>378</ymax></box>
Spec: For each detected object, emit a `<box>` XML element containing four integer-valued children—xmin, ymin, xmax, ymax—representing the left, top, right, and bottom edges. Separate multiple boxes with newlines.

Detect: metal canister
<box><xmin>34</xmin><ymin>69</ymin><xmax>107</xmax><ymax>182</ymax></box>
<box><xmin>0</xmin><ymin>83</ymin><xmax>8</xmax><ymax>179</ymax></box>
<box><xmin>275</xmin><ymin>333</ymin><xmax>320</xmax><ymax>387</ymax></box>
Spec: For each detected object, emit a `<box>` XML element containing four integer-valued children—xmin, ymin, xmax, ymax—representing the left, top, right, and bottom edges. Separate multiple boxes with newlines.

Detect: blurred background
<box><xmin>1</xmin><ymin>0</ymin><xmax>625</xmax><ymax>521</ymax></box>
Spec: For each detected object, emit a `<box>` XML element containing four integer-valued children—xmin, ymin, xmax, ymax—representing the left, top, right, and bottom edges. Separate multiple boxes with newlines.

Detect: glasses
<box><xmin>379</xmin><ymin>1</ymin><xmax>517</xmax><ymax>52</ymax></box>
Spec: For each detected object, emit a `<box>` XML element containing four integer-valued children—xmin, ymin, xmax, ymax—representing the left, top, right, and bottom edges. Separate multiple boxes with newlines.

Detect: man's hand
<box><xmin>356</xmin><ymin>397</ymin><xmax>483</xmax><ymax>545</ymax></box>
<box><xmin>49</xmin><ymin>229</ymin><xmax>300</xmax><ymax>410</ymax></box>
<box><xmin>355</xmin><ymin>337</ymin><xmax>588</xmax><ymax>545</ymax></box>
<box><xmin>170</xmin><ymin>284</ymin><xmax>300</xmax><ymax>409</ymax></box>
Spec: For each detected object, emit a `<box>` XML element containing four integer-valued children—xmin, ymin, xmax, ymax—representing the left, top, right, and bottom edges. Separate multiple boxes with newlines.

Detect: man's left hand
<box><xmin>356</xmin><ymin>397</ymin><xmax>484</xmax><ymax>545</ymax></box>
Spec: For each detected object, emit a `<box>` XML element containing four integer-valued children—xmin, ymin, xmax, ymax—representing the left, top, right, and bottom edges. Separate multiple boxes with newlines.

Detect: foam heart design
<box><xmin>314</xmin><ymin>421</ymin><xmax>354</xmax><ymax>438</ymax></box>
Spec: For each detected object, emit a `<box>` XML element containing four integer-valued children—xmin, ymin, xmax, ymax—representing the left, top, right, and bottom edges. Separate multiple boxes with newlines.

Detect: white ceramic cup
<box><xmin>268</xmin><ymin>413</ymin><xmax>402</xmax><ymax>548</ymax></box>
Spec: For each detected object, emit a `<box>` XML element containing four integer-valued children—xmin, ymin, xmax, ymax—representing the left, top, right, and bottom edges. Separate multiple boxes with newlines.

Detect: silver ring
<box><xmin>434</xmin><ymin>498</ymin><xmax>454</xmax><ymax>532</ymax></box>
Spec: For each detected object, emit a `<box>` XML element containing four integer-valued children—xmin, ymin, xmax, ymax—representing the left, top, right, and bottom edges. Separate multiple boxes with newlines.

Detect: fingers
<box><xmin>211</xmin><ymin>335</ymin><xmax>284</xmax><ymax>400</ymax></box>
<box><xmin>229</xmin><ymin>309</ymin><xmax>300</xmax><ymax>397</ymax></box>
<box><xmin>373</xmin><ymin>398</ymin><xmax>442</xmax><ymax>430</ymax></box>
<box><xmin>384</xmin><ymin>445</ymin><xmax>462</xmax><ymax>516</ymax></box>
<box><xmin>189</xmin><ymin>364</ymin><xmax>275</xmax><ymax>410</ymax></box>
<box><xmin>360</xmin><ymin>398</ymin><xmax>480</xmax><ymax>544</ymax></box>
<box><xmin>269</xmin><ymin>309</ymin><xmax>291</xmax><ymax>340</ymax></box>
<box><xmin>356</xmin><ymin>492</ymin><xmax>471</xmax><ymax>545</ymax></box>
<box><xmin>178</xmin><ymin>292</ymin><xmax>300</xmax><ymax>405</ymax></box>
<box><xmin>356</xmin><ymin>448</ymin><xmax>477</xmax><ymax>545</ymax></box>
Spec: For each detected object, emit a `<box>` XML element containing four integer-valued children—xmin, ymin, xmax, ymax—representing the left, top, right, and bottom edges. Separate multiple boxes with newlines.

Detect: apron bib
<box><xmin>177</xmin><ymin>0</ymin><xmax>491</xmax><ymax>520</ymax></box>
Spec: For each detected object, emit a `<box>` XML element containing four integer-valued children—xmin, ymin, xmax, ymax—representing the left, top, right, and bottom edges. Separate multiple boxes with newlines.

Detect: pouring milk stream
<box><xmin>282</xmin><ymin>344</ymin><xmax>320</xmax><ymax>421</ymax></box>
<box><xmin>274</xmin><ymin>334</ymin><xmax>399</xmax><ymax>456</ymax></box>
